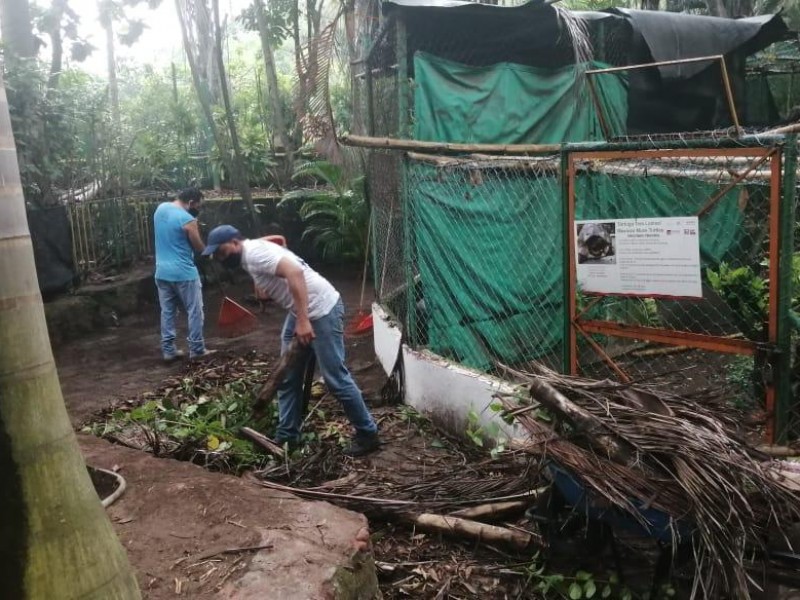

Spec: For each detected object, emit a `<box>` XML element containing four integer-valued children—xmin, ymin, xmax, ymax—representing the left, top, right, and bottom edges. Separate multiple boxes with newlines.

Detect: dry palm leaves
<box><xmin>498</xmin><ymin>361</ymin><xmax>800</xmax><ymax>600</ymax></box>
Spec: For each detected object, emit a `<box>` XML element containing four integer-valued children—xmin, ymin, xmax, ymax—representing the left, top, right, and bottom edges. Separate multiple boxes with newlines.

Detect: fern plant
<box><xmin>281</xmin><ymin>160</ymin><xmax>368</xmax><ymax>263</ymax></box>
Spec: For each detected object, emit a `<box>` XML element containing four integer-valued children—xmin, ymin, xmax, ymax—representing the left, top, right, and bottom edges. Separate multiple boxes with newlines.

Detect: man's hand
<box><xmin>295</xmin><ymin>317</ymin><xmax>315</xmax><ymax>346</ymax></box>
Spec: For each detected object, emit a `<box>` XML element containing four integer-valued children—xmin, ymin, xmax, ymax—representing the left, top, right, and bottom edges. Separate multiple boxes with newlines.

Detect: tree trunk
<box><xmin>47</xmin><ymin>0</ymin><xmax>67</xmax><ymax>91</ymax></box>
<box><xmin>211</xmin><ymin>0</ymin><xmax>257</xmax><ymax>231</ymax></box>
<box><xmin>254</xmin><ymin>0</ymin><xmax>291</xmax><ymax>155</ymax></box>
<box><xmin>104</xmin><ymin>17</ymin><xmax>121</xmax><ymax>130</ymax></box>
<box><xmin>176</xmin><ymin>0</ymin><xmax>232</xmax><ymax>193</ymax></box>
<box><xmin>0</xmin><ymin>70</ymin><xmax>141</xmax><ymax>600</ymax></box>
<box><xmin>0</xmin><ymin>0</ymin><xmax>36</xmax><ymax>59</ymax></box>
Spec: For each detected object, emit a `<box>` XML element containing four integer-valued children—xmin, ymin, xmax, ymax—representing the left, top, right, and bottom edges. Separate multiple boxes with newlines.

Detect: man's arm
<box><xmin>275</xmin><ymin>257</ymin><xmax>315</xmax><ymax>345</ymax></box>
<box><xmin>183</xmin><ymin>220</ymin><xmax>205</xmax><ymax>253</ymax></box>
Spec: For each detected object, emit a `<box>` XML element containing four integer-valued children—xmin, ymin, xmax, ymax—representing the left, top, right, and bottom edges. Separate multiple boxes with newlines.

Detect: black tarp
<box><xmin>27</xmin><ymin>206</ymin><xmax>76</xmax><ymax>295</ymax></box>
<box><xmin>381</xmin><ymin>0</ymin><xmax>790</xmax><ymax>133</ymax></box>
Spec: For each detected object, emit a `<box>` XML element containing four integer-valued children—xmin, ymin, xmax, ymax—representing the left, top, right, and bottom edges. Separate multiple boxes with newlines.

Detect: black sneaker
<box><xmin>274</xmin><ymin>437</ymin><xmax>301</xmax><ymax>453</ymax></box>
<box><xmin>343</xmin><ymin>433</ymin><xmax>380</xmax><ymax>457</ymax></box>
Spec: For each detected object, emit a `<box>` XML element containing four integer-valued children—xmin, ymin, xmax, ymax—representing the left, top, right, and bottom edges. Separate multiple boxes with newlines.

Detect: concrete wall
<box><xmin>372</xmin><ymin>303</ymin><xmax>527</xmax><ymax>441</ymax></box>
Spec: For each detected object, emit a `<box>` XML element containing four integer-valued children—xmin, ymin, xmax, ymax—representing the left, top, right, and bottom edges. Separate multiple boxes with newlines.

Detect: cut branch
<box><xmin>411</xmin><ymin>513</ymin><xmax>536</xmax><ymax>550</ymax></box>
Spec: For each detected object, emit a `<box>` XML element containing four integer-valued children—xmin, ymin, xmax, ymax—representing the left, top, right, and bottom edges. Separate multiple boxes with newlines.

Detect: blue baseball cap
<box><xmin>202</xmin><ymin>225</ymin><xmax>242</xmax><ymax>256</ymax></box>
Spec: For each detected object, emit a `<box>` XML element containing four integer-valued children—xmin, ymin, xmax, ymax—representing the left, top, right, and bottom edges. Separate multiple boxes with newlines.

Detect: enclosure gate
<box><xmin>565</xmin><ymin>145</ymin><xmax>791</xmax><ymax>443</ymax></box>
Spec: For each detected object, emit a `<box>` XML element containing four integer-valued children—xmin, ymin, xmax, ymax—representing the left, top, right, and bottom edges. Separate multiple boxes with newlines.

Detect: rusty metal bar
<box><xmin>578</xmin><ymin>320</ymin><xmax>757</xmax><ymax>356</ymax></box>
<box><xmin>566</xmin><ymin>153</ymin><xmax>578</xmax><ymax>376</ymax></box>
<box><xmin>574</xmin><ymin>322</ymin><xmax>632</xmax><ymax>383</ymax></box>
<box><xmin>696</xmin><ymin>149</ymin><xmax>777</xmax><ymax>218</ymax></box>
<box><xmin>572</xmin><ymin>147</ymin><xmax>772</xmax><ymax>161</ymax></box>
<box><xmin>586</xmin><ymin>55</ymin><xmax>741</xmax><ymax>136</ymax></box>
<box><xmin>585</xmin><ymin>54</ymin><xmax>724</xmax><ymax>76</ymax></box>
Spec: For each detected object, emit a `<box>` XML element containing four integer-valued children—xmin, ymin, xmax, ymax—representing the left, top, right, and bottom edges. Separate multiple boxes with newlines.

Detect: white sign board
<box><xmin>575</xmin><ymin>217</ymin><xmax>702</xmax><ymax>298</ymax></box>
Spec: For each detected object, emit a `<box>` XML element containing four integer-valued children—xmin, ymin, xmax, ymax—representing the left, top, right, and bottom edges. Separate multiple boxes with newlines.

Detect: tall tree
<box><xmin>176</xmin><ymin>0</ymin><xmax>257</xmax><ymax>229</ymax></box>
<box><xmin>98</xmin><ymin>0</ymin><xmax>122</xmax><ymax>129</ymax></box>
<box><xmin>253</xmin><ymin>0</ymin><xmax>291</xmax><ymax>154</ymax></box>
<box><xmin>211</xmin><ymin>0</ymin><xmax>256</xmax><ymax>224</ymax></box>
<box><xmin>0</xmin><ymin>68</ymin><xmax>141</xmax><ymax>599</ymax></box>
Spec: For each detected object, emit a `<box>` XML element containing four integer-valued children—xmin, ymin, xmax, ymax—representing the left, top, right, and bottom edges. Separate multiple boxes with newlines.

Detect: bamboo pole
<box><xmin>412</xmin><ymin>513</ymin><xmax>535</xmax><ymax>550</ymax></box>
<box><xmin>448</xmin><ymin>499</ymin><xmax>532</xmax><ymax>521</ymax></box>
<box><xmin>340</xmin><ymin>134</ymin><xmax>562</xmax><ymax>155</ymax></box>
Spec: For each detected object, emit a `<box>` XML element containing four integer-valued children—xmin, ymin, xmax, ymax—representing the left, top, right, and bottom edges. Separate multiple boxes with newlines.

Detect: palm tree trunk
<box><xmin>0</xmin><ymin>71</ymin><xmax>140</xmax><ymax>599</ymax></box>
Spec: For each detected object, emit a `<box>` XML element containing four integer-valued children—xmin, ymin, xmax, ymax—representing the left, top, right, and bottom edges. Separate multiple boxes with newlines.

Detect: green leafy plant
<box><xmin>520</xmin><ymin>558</ymin><xmax>674</xmax><ymax>600</ymax></box>
<box><xmin>88</xmin><ymin>373</ymin><xmax>278</xmax><ymax>472</ymax></box>
<box><xmin>706</xmin><ymin>262</ymin><xmax>768</xmax><ymax>339</ymax></box>
<box><xmin>280</xmin><ymin>160</ymin><xmax>368</xmax><ymax>263</ymax></box>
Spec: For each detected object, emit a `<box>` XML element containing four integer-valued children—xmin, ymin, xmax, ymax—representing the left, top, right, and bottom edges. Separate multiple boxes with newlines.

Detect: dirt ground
<box><xmin>80</xmin><ymin>435</ymin><xmax>375</xmax><ymax>600</ymax></box>
<box><xmin>57</xmin><ymin>268</ymin><xmax>386</xmax><ymax>599</ymax></box>
<box><xmin>57</xmin><ymin>269</ymin><xmax>384</xmax><ymax>427</ymax></box>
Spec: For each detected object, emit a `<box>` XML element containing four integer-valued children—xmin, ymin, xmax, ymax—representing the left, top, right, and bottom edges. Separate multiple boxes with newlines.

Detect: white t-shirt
<box><xmin>241</xmin><ymin>239</ymin><xmax>340</xmax><ymax>320</ymax></box>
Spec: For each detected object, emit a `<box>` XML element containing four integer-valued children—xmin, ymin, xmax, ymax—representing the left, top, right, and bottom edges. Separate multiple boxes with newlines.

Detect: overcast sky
<box><xmin>64</xmin><ymin>0</ymin><xmax>250</xmax><ymax>76</ymax></box>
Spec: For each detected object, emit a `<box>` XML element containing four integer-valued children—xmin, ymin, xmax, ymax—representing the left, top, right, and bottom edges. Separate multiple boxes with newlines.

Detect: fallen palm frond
<box><xmin>497</xmin><ymin>361</ymin><xmax>800</xmax><ymax>600</ymax></box>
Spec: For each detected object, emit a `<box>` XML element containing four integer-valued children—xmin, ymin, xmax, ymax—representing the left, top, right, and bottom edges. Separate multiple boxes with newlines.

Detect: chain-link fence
<box><xmin>567</xmin><ymin>145</ymin><xmax>784</xmax><ymax>437</ymax></box>
<box><xmin>366</xmin><ymin>138</ymin><xmax>799</xmax><ymax>441</ymax></box>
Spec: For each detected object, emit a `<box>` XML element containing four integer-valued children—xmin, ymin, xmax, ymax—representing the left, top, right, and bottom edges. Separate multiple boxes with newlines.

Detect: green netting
<box><xmin>408</xmin><ymin>164</ymin><xmax>563</xmax><ymax>370</ymax></box>
<box><xmin>413</xmin><ymin>52</ymin><xmax>628</xmax><ymax>144</ymax></box>
<box><xmin>575</xmin><ymin>174</ymin><xmax>746</xmax><ymax>267</ymax></box>
<box><xmin>408</xmin><ymin>164</ymin><xmax>747</xmax><ymax>372</ymax></box>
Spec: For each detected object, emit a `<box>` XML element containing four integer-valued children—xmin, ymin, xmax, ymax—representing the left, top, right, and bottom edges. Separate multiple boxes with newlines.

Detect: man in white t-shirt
<box><xmin>202</xmin><ymin>225</ymin><xmax>379</xmax><ymax>456</ymax></box>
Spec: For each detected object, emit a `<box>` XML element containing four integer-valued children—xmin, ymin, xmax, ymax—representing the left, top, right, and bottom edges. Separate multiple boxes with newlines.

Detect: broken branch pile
<box><xmin>500</xmin><ymin>362</ymin><xmax>800</xmax><ymax>600</ymax></box>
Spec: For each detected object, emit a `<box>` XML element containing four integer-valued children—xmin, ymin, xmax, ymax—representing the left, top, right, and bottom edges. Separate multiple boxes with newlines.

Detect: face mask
<box><xmin>188</xmin><ymin>207</ymin><xmax>200</xmax><ymax>217</ymax></box>
<box><xmin>222</xmin><ymin>252</ymin><xmax>242</xmax><ymax>270</ymax></box>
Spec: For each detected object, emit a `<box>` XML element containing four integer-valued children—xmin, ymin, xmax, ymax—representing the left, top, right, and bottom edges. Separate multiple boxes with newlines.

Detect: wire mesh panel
<box><xmin>369</xmin><ymin>150</ymin><xmax>405</xmax><ymax>320</ymax></box>
<box><xmin>566</xmin><ymin>145</ymin><xmax>784</xmax><ymax>438</ymax></box>
<box><xmin>68</xmin><ymin>196</ymin><xmax>159</xmax><ymax>276</ymax></box>
<box><xmin>401</xmin><ymin>152</ymin><xmax>565</xmax><ymax>374</ymax></box>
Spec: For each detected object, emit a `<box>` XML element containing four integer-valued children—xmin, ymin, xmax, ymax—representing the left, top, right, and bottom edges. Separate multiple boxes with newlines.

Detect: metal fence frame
<box><xmin>565</xmin><ymin>143</ymin><xmax>794</xmax><ymax>443</ymax></box>
<box><xmin>360</xmin><ymin>134</ymin><xmax>799</xmax><ymax>444</ymax></box>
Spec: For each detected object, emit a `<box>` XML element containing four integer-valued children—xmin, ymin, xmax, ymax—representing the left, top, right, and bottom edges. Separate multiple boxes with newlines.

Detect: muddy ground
<box><xmin>56</xmin><ymin>267</ymin><xmax>799</xmax><ymax>600</ymax></box>
<box><xmin>57</xmin><ymin>268</ymin><xmax>385</xmax><ymax>427</ymax></box>
<box><xmin>58</xmin><ymin>269</ymin><xmax>386</xmax><ymax>599</ymax></box>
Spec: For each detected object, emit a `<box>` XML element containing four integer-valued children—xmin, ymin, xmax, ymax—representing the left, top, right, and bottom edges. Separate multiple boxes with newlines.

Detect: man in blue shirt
<box><xmin>154</xmin><ymin>188</ymin><xmax>214</xmax><ymax>362</ymax></box>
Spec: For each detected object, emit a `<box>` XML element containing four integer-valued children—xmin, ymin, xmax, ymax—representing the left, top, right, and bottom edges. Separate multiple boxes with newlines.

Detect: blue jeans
<box><xmin>156</xmin><ymin>278</ymin><xmax>206</xmax><ymax>358</ymax></box>
<box><xmin>277</xmin><ymin>299</ymin><xmax>377</xmax><ymax>442</ymax></box>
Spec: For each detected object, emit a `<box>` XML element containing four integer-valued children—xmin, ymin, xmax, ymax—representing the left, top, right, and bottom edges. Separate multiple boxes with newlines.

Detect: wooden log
<box><xmin>412</xmin><ymin>513</ymin><xmax>535</xmax><ymax>550</ymax></box>
<box><xmin>523</xmin><ymin>371</ymin><xmax>635</xmax><ymax>464</ymax></box>
<box><xmin>252</xmin><ymin>338</ymin><xmax>306</xmax><ymax>416</ymax></box>
<box><xmin>764</xmin><ymin>121</ymin><xmax>800</xmax><ymax>135</ymax></box>
<box><xmin>340</xmin><ymin>134</ymin><xmax>561</xmax><ymax>155</ymax></box>
<box><xmin>448</xmin><ymin>499</ymin><xmax>531</xmax><ymax>521</ymax></box>
<box><xmin>240</xmin><ymin>427</ymin><xmax>285</xmax><ymax>459</ymax></box>
<box><xmin>756</xmin><ymin>445</ymin><xmax>800</xmax><ymax>458</ymax></box>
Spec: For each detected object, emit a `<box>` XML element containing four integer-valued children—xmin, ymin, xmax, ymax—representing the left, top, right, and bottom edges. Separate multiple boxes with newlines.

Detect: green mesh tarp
<box><xmin>575</xmin><ymin>174</ymin><xmax>746</xmax><ymax>267</ymax></box>
<box><xmin>409</xmin><ymin>165</ymin><xmax>563</xmax><ymax>369</ymax></box>
<box><xmin>410</xmin><ymin>167</ymin><xmax>746</xmax><ymax>371</ymax></box>
<box><xmin>413</xmin><ymin>52</ymin><xmax>628</xmax><ymax>143</ymax></box>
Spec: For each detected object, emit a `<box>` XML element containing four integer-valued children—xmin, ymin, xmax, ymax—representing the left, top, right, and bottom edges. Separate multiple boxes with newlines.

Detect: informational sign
<box><xmin>575</xmin><ymin>217</ymin><xmax>702</xmax><ymax>298</ymax></box>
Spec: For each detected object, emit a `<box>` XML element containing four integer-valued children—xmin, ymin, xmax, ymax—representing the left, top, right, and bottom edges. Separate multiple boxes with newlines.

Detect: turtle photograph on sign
<box><xmin>576</xmin><ymin>221</ymin><xmax>616</xmax><ymax>265</ymax></box>
<box><xmin>575</xmin><ymin>217</ymin><xmax>702</xmax><ymax>298</ymax></box>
